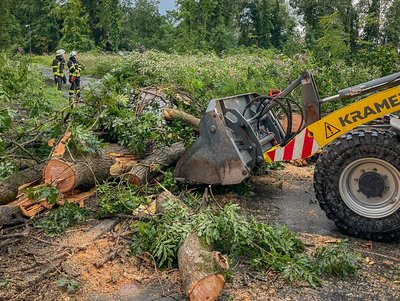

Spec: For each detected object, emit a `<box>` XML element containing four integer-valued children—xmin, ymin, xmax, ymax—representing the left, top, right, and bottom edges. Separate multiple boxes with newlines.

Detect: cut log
<box><xmin>43</xmin><ymin>156</ymin><xmax>114</xmax><ymax>193</ymax></box>
<box><xmin>126</xmin><ymin>142</ymin><xmax>185</xmax><ymax>186</ymax></box>
<box><xmin>44</xmin><ymin>144</ymin><xmax>138</xmax><ymax>193</ymax></box>
<box><xmin>0</xmin><ymin>164</ymin><xmax>44</xmax><ymax>205</ymax></box>
<box><xmin>163</xmin><ymin>108</ymin><xmax>200</xmax><ymax>131</ymax></box>
<box><xmin>178</xmin><ymin>233</ymin><xmax>229</xmax><ymax>301</ymax></box>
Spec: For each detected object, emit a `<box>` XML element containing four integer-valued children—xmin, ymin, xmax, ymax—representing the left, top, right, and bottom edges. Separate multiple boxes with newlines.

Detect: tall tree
<box><xmin>81</xmin><ymin>0</ymin><xmax>103</xmax><ymax>46</ymax></box>
<box><xmin>58</xmin><ymin>0</ymin><xmax>94</xmax><ymax>51</ymax></box>
<box><xmin>382</xmin><ymin>0</ymin><xmax>400</xmax><ymax>48</ymax></box>
<box><xmin>316</xmin><ymin>11</ymin><xmax>349</xmax><ymax>59</ymax></box>
<box><xmin>175</xmin><ymin>0</ymin><xmax>239</xmax><ymax>53</ymax></box>
<box><xmin>15</xmin><ymin>0</ymin><xmax>61</xmax><ymax>53</ymax></box>
<box><xmin>98</xmin><ymin>0</ymin><xmax>123</xmax><ymax>51</ymax></box>
<box><xmin>289</xmin><ymin>0</ymin><xmax>355</xmax><ymax>48</ymax></box>
<box><xmin>238</xmin><ymin>0</ymin><xmax>294</xmax><ymax>49</ymax></box>
<box><xmin>361</xmin><ymin>0</ymin><xmax>381</xmax><ymax>47</ymax></box>
<box><xmin>128</xmin><ymin>0</ymin><xmax>167</xmax><ymax>50</ymax></box>
<box><xmin>0</xmin><ymin>0</ymin><xmax>22</xmax><ymax>51</ymax></box>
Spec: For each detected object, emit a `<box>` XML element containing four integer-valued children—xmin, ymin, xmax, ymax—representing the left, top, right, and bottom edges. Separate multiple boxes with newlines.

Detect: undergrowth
<box><xmin>34</xmin><ymin>202</ymin><xmax>88</xmax><ymax>236</ymax></box>
<box><xmin>97</xmin><ymin>181</ymin><xmax>150</xmax><ymax>214</ymax></box>
<box><xmin>131</xmin><ymin>199</ymin><xmax>362</xmax><ymax>287</ymax></box>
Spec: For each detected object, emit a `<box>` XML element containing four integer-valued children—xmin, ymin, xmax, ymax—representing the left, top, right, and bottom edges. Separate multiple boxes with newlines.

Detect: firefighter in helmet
<box><xmin>52</xmin><ymin>49</ymin><xmax>66</xmax><ymax>90</ymax></box>
<box><xmin>67</xmin><ymin>50</ymin><xmax>82</xmax><ymax>101</ymax></box>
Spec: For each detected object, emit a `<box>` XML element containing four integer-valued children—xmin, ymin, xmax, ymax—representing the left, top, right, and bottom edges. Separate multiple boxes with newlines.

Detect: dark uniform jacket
<box><xmin>52</xmin><ymin>56</ymin><xmax>65</xmax><ymax>79</ymax></box>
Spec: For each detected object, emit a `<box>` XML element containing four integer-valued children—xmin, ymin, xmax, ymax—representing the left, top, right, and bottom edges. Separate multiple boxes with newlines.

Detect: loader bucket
<box><xmin>174</xmin><ymin>110</ymin><xmax>250</xmax><ymax>185</ymax></box>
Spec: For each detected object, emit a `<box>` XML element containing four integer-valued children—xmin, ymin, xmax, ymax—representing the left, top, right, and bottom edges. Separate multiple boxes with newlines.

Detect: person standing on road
<box><xmin>52</xmin><ymin>49</ymin><xmax>67</xmax><ymax>90</ymax></box>
<box><xmin>67</xmin><ymin>50</ymin><xmax>82</xmax><ymax>102</ymax></box>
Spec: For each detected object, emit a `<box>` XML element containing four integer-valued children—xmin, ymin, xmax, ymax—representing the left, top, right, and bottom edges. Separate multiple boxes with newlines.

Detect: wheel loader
<box><xmin>174</xmin><ymin>71</ymin><xmax>400</xmax><ymax>241</ymax></box>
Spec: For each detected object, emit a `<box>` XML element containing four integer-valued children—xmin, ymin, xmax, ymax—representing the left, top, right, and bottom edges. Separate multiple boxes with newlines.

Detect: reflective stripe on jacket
<box><xmin>67</xmin><ymin>59</ymin><xmax>81</xmax><ymax>77</ymax></box>
<box><xmin>52</xmin><ymin>56</ymin><xmax>65</xmax><ymax>77</ymax></box>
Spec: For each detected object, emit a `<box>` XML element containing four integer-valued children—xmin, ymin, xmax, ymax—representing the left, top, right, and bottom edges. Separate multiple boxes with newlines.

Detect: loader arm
<box><xmin>264</xmin><ymin>85</ymin><xmax>400</xmax><ymax>162</ymax></box>
<box><xmin>174</xmin><ymin>71</ymin><xmax>400</xmax><ymax>185</ymax></box>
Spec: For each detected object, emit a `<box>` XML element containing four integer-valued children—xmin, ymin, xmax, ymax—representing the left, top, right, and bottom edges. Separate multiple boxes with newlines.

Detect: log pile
<box><xmin>0</xmin><ymin>89</ymin><xmax>231</xmax><ymax>300</ymax></box>
<box><xmin>0</xmin><ymin>132</ymin><xmax>187</xmax><ymax>223</ymax></box>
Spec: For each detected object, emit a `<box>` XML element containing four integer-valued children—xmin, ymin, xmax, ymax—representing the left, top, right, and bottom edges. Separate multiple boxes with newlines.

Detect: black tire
<box><xmin>314</xmin><ymin>129</ymin><xmax>400</xmax><ymax>241</ymax></box>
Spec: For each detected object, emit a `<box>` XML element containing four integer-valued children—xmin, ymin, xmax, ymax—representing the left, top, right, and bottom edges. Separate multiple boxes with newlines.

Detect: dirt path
<box><xmin>41</xmin><ymin>67</ymin><xmax>95</xmax><ymax>88</ymax></box>
<box><xmin>0</xmin><ymin>164</ymin><xmax>399</xmax><ymax>301</ymax></box>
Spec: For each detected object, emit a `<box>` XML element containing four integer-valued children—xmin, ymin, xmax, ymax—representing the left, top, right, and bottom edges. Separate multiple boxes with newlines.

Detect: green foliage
<box><xmin>238</xmin><ymin>0</ymin><xmax>295</xmax><ymax>50</ymax></box>
<box><xmin>317</xmin><ymin>11</ymin><xmax>349</xmax><ymax>60</ymax></box>
<box><xmin>97</xmin><ymin>182</ymin><xmax>149</xmax><ymax>214</ymax></box>
<box><xmin>0</xmin><ymin>276</ymin><xmax>11</xmax><ymax>290</ymax></box>
<box><xmin>256</xmin><ymin>162</ymin><xmax>284</xmax><ymax>175</ymax></box>
<box><xmin>0</xmin><ymin>161</ymin><xmax>15</xmax><ymax>179</ymax></box>
<box><xmin>0</xmin><ymin>0</ymin><xmax>22</xmax><ymax>51</ymax></box>
<box><xmin>111</xmin><ymin>112</ymin><xmax>162</xmax><ymax>155</ymax></box>
<box><xmin>27</xmin><ymin>185</ymin><xmax>60</xmax><ymax>205</ymax></box>
<box><xmin>314</xmin><ymin>241</ymin><xmax>362</xmax><ymax>278</ymax></box>
<box><xmin>57</xmin><ymin>277</ymin><xmax>80</xmax><ymax>293</ymax></box>
<box><xmin>70</xmin><ymin>125</ymin><xmax>104</xmax><ymax>155</ymax></box>
<box><xmin>34</xmin><ymin>202</ymin><xmax>89</xmax><ymax>236</ymax></box>
<box><xmin>131</xmin><ymin>200</ymin><xmax>361</xmax><ymax>285</ymax></box>
<box><xmin>0</xmin><ymin>54</ymin><xmax>66</xmax><ymax>170</ymax></box>
<box><xmin>57</xmin><ymin>0</ymin><xmax>94</xmax><ymax>51</ymax></box>
<box><xmin>159</xmin><ymin>168</ymin><xmax>177</xmax><ymax>191</ymax></box>
<box><xmin>98</xmin><ymin>0</ymin><xmax>122</xmax><ymax>51</ymax></box>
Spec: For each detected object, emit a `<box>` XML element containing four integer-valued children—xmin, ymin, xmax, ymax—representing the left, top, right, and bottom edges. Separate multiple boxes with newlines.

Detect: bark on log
<box><xmin>178</xmin><ymin>233</ymin><xmax>229</xmax><ymax>301</ymax></box>
<box><xmin>163</xmin><ymin>108</ymin><xmax>200</xmax><ymax>131</ymax></box>
<box><xmin>0</xmin><ymin>164</ymin><xmax>44</xmax><ymax>205</ymax></box>
<box><xmin>127</xmin><ymin>142</ymin><xmax>185</xmax><ymax>186</ymax></box>
<box><xmin>43</xmin><ymin>155</ymin><xmax>114</xmax><ymax>193</ymax></box>
<box><xmin>44</xmin><ymin>144</ymin><xmax>138</xmax><ymax>193</ymax></box>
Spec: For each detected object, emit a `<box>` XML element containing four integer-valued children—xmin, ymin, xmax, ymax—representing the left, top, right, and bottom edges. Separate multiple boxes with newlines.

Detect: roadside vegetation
<box><xmin>0</xmin><ymin>0</ymin><xmax>399</xmax><ymax>298</ymax></box>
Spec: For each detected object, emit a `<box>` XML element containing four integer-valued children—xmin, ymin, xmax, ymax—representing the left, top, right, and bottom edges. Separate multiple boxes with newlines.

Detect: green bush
<box><xmin>34</xmin><ymin>202</ymin><xmax>89</xmax><ymax>236</ymax></box>
<box><xmin>131</xmin><ymin>200</ymin><xmax>362</xmax><ymax>286</ymax></box>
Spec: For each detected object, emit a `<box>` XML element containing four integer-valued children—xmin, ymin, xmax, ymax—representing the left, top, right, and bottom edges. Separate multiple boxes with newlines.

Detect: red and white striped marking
<box><xmin>266</xmin><ymin>128</ymin><xmax>320</xmax><ymax>162</ymax></box>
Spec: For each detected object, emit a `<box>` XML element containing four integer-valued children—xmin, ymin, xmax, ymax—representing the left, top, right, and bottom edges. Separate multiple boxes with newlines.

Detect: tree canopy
<box><xmin>0</xmin><ymin>0</ymin><xmax>398</xmax><ymax>57</ymax></box>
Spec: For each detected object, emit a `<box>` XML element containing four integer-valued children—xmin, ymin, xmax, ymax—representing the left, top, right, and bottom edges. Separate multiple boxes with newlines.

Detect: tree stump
<box><xmin>178</xmin><ymin>233</ymin><xmax>229</xmax><ymax>301</ymax></box>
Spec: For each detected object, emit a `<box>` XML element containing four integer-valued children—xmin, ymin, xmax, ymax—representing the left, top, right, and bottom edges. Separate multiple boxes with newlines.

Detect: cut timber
<box><xmin>44</xmin><ymin>156</ymin><xmax>114</xmax><ymax>193</ymax></box>
<box><xmin>44</xmin><ymin>144</ymin><xmax>138</xmax><ymax>193</ymax></box>
<box><xmin>51</xmin><ymin>131</ymin><xmax>72</xmax><ymax>158</ymax></box>
<box><xmin>178</xmin><ymin>233</ymin><xmax>229</xmax><ymax>301</ymax></box>
<box><xmin>109</xmin><ymin>155</ymin><xmax>139</xmax><ymax>176</ymax></box>
<box><xmin>163</xmin><ymin>108</ymin><xmax>200</xmax><ymax>131</ymax></box>
<box><xmin>8</xmin><ymin>188</ymin><xmax>97</xmax><ymax>218</ymax></box>
<box><xmin>127</xmin><ymin>142</ymin><xmax>185</xmax><ymax>186</ymax></box>
<box><xmin>0</xmin><ymin>164</ymin><xmax>44</xmax><ymax>205</ymax></box>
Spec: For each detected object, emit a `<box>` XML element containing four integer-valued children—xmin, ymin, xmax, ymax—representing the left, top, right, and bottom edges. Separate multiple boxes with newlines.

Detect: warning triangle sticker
<box><xmin>324</xmin><ymin>122</ymin><xmax>341</xmax><ymax>139</ymax></box>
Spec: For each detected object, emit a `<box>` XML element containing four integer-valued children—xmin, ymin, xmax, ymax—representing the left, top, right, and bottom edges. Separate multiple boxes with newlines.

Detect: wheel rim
<box><xmin>339</xmin><ymin>158</ymin><xmax>400</xmax><ymax>219</ymax></box>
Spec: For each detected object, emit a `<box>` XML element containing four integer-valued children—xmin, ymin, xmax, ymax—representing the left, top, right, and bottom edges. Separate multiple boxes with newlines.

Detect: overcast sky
<box><xmin>159</xmin><ymin>0</ymin><xmax>176</xmax><ymax>14</ymax></box>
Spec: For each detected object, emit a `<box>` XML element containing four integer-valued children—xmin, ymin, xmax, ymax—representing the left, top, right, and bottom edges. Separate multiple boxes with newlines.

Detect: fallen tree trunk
<box><xmin>0</xmin><ymin>164</ymin><xmax>44</xmax><ymax>205</ymax></box>
<box><xmin>126</xmin><ymin>142</ymin><xmax>185</xmax><ymax>186</ymax></box>
<box><xmin>163</xmin><ymin>108</ymin><xmax>200</xmax><ymax>131</ymax></box>
<box><xmin>178</xmin><ymin>233</ymin><xmax>229</xmax><ymax>301</ymax></box>
<box><xmin>44</xmin><ymin>156</ymin><xmax>115</xmax><ymax>193</ymax></box>
<box><xmin>44</xmin><ymin>144</ymin><xmax>138</xmax><ymax>193</ymax></box>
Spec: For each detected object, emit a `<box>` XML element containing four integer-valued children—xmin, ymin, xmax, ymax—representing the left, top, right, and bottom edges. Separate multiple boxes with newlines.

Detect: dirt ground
<box><xmin>0</xmin><ymin>163</ymin><xmax>399</xmax><ymax>301</ymax></box>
